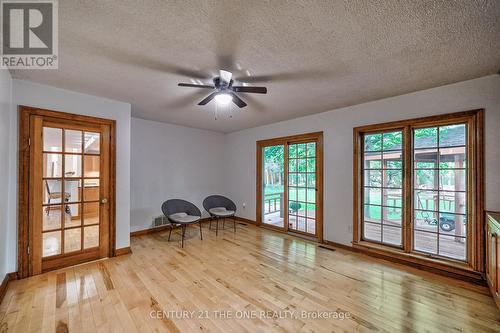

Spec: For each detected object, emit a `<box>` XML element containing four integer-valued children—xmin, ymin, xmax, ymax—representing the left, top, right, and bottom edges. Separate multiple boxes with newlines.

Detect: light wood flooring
<box><xmin>1</xmin><ymin>222</ymin><xmax>499</xmax><ymax>332</ymax></box>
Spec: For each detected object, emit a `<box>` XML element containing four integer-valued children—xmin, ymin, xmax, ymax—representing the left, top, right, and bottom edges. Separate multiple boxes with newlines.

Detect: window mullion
<box><xmin>403</xmin><ymin>125</ymin><xmax>412</xmax><ymax>253</ymax></box>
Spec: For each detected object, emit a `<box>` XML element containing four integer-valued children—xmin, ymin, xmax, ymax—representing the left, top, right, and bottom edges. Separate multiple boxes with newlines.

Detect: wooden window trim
<box><xmin>256</xmin><ymin>131</ymin><xmax>324</xmax><ymax>242</ymax></box>
<box><xmin>17</xmin><ymin>105</ymin><xmax>117</xmax><ymax>279</ymax></box>
<box><xmin>353</xmin><ymin>109</ymin><xmax>484</xmax><ymax>277</ymax></box>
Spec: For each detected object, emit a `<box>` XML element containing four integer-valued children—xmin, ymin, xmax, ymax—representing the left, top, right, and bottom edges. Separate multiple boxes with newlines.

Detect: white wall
<box><xmin>5</xmin><ymin>80</ymin><xmax>131</xmax><ymax>273</ymax></box>
<box><xmin>0</xmin><ymin>70</ymin><xmax>12</xmax><ymax>279</ymax></box>
<box><xmin>130</xmin><ymin>118</ymin><xmax>226</xmax><ymax>232</ymax></box>
<box><xmin>224</xmin><ymin>75</ymin><xmax>500</xmax><ymax>246</ymax></box>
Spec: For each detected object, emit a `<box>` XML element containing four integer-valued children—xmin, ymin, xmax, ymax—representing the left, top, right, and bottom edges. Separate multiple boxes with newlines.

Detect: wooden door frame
<box><xmin>17</xmin><ymin>105</ymin><xmax>117</xmax><ymax>278</ymax></box>
<box><xmin>256</xmin><ymin>131</ymin><xmax>324</xmax><ymax>242</ymax></box>
<box><xmin>352</xmin><ymin>109</ymin><xmax>484</xmax><ymax>280</ymax></box>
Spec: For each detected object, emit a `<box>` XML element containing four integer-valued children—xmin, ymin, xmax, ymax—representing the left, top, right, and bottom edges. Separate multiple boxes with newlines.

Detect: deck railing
<box><xmin>264</xmin><ymin>193</ymin><xmax>282</xmax><ymax>214</ymax></box>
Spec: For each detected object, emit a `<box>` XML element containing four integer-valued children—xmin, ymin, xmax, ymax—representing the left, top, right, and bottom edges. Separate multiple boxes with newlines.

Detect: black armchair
<box><xmin>161</xmin><ymin>199</ymin><xmax>202</xmax><ymax>247</ymax></box>
<box><xmin>203</xmin><ymin>195</ymin><xmax>237</xmax><ymax>235</ymax></box>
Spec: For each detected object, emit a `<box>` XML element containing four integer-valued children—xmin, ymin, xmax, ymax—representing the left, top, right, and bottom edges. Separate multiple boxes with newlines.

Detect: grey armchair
<box><xmin>161</xmin><ymin>199</ymin><xmax>202</xmax><ymax>248</ymax></box>
<box><xmin>203</xmin><ymin>195</ymin><xmax>237</xmax><ymax>235</ymax></box>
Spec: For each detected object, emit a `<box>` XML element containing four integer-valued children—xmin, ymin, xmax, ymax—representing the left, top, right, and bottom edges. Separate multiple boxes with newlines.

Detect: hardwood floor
<box><xmin>1</xmin><ymin>223</ymin><xmax>499</xmax><ymax>332</ymax></box>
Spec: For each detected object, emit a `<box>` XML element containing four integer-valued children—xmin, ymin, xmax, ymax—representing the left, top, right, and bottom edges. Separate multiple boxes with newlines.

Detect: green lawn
<box><xmin>264</xmin><ymin>184</ymin><xmax>316</xmax><ymax>210</ymax></box>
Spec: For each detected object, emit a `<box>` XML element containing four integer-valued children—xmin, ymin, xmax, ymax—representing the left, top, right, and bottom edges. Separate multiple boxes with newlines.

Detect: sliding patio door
<box><xmin>262</xmin><ymin>144</ymin><xmax>286</xmax><ymax>229</ymax></box>
<box><xmin>257</xmin><ymin>132</ymin><xmax>323</xmax><ymax>241</ymax></box>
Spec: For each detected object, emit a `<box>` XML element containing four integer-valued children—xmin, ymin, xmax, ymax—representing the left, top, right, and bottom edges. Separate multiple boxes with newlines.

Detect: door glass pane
<box><xmin>83</xmin><ymin>202</ymin><xmax>99</xmax><ymax>225</ymax></box>
<box><xmin>306</xmin><ymin>218</ymin><xmax>315</xmax><ymax>234</ymax></box>
<box><xmin>43</xmin><ymin>231</ymin><xmax>61</xmax><ymax>257</ymax></box>
<box><xmin>415</xmin><ymin>169</ymin><xmax>437</xmax><ymax>190</ymax></box>
<box><xmin>306</xmin><ymin>143</ymin><xmax>316</xmax><ymax>157</ymax></box>
<box><xmin>364</xmin><ymin>134</ymin><xmax>381</xmax><ymax>151</ymax></box>
<box><xmin>83</xmin><ymin>179</ymin><xmax>99</xmax><ymax>201</ymax></box>
<box><xmin>262</xmin><ymin>145</ymin><xmax>284</xmax><ymax>228</ymax></box>
<box><xmin>362</xmin><ymin>130</ymin><xmax>403</xmax><ymax>247</ymax></box>
<box><xmin>364</xmin><ymin>204</ymin><xmax>381</xmax><ymax>222</ymax></box>
<box><xmin>306</xmin><ymin>188</ymin><xmax>316</xmax><ymax>204</ymax></box>
<box><xmin>64</xmin><ymin>179</ymin><xmax>81</xmax><ymax>202</ymax></box>
<box><xmin>439</xmin><ymin>235</ymin><xmax>466</xmax><ymax>260</ymax></box>
<box><xmin>297</xmin><ymin>159</ymin><xmax>306</xmax><ymax>172</ymax></box>
<box><xmin>84</xmin><ymin>225</ymin><xmax>99</xmax><ymax>249</ymax></box>
<box><xmin>43</xmin><ymin>206</ymin><xmax>61</xmax><ymax>231</ymax></box>
<box><xmin>64</xmin><ymin>154</ymin><xmax>81</xmax><ymax>177</ymax></box>
<box><xmin>306</xmin><ymin>158</ymin><xmax>315</xmax><ymax>172</ymax></box>
<box><xmin>364</xmin><ymin>222</ymin><xmax>381</xmax><ymax>242</ymax></box>
<box><xmin>297</xmin><ymin>173</ymin><xmax>306</xmax><ymax>186</ymax></box>
<box><xmin>65</xmin><ymin>130</ymin><xmax>82</xmax><ymax>153</ymax></box>
<box><xmin>297</xmin><ymin>144</ymin><xmax>306</xmax><ymax>158</ymax></box>
<box><xmin>43</xmin><ymin>153</ymin><xmax>62</xmax><ymax>177</ymax></box>
<box><xmin>84</xmin><ymin>132</ymin><xmax>100</xmax><ymax>154</ymax></box>
<box><xmin>84</xmin><ymin>155</ymin><xmax>100</xmax><ymax>177</ymax></box>
<box><xmin>43</xmin><ymin>127</ymin><xmax>62</xmax><ymax>152</ymax></box>
<box><xmin>43</xmin><ymin>179</ymin><xmax>63</xmax><ymax>204</ymax></box>
<box><xmin>412</xmin><ymin>124</ymin><xmax>468</xmax><ymax>261</ymax></box>
<box><xmin>439</xmin><ymin>147</ymin><xmax>466</xmax><ymax>168</ymax></box>
<box><xmin>383</xmin><ymin>131</ymin><xmax>402</xmax><ymax>150</ymax></box>
<box><xmin>383</xmin><ymin>225</ymin><xmax>402</xmax><ymax>246</ymax></box>
<box><xmin>364</xmin><ymin>151</ymin><xmax>381</xmax><ymax>169</ymax></box>
<box><xmin>65</xmin><ymin>203</ymin><xmax>81</xmax><ymax>228</ymax></box>
<box><xmin>297</xmin><ymin>216</ymin><xmax>306</xmax><ymax>232</ymax></box>
<box><xmin>414</xmin><ymin>148</ymin><xmax>438</xmax><ymax>168</ymax></box>
<box><xmin>64</xmin><ymin>228</ymin><xmax>81</xmax><ymax>253</ymax></box>
<box><xmin>414</xmin><ymin>230</ymin><xmax>437</xmax><ymax>254</ymax></box>
<box><xmin>297</xmin><ymin>188</ymin><xmax>306</xmax><ymax>203</ymax></box>
<box><xmin>414</xmin><ymin>127</ymin><xmax>437</xmax><ymax>148</ymax></box>
<box><xmin>383</xmin><ymin>188</ymin><xmax>402</xmax><ymax>208</ymax></box>
<box><xmin>306</xmin><ymin>173</ymin><xmax>316</xmax><ymax>188</ymax></box>
<box><xmin>439</xmin><ymin>124</ymin><xmax>465</xmax><ymax>147</ymax></box>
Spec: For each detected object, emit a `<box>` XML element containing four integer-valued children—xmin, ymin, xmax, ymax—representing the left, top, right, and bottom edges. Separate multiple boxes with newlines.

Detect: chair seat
<box><xmin>209</xmin><ymin>207</ymin><xmax>235</xmax><ymax>217</ymax></box>
<box><xmin>169</xmin><ymin>212</ymin><xmax>200</xmax><ymax>224</ymax></box>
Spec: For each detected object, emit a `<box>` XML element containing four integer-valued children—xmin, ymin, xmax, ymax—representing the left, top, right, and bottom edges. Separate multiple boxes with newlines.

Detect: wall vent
<box><xmin>153</xmin><ymin>215</ymin><xmax>168</xmax><ymax>227</ymax></box>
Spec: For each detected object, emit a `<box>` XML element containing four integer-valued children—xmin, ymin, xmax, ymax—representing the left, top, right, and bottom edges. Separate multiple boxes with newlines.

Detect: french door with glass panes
<box><xmin>257</xmin><ymin>132</ymin><xmax>323</xmax><ymax>241</ymax></box>
<box><xmin>28</xmin><ymin>113</ymin><xmax>111</xmax><ymax>274</ymax></box>
<box><xmin>354</xmin><ymin>110</ymin><xmax>484</xmax><ymax>272</ymax></box>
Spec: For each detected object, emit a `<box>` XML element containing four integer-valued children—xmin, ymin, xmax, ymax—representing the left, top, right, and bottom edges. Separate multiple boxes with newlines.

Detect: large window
<box><xmin>354</xmin><ymin>110</ymin><xmax>483</xmax><ymax>273</ymax></box>
<box><xmin>413</xmin><ymin>124</ymin><xmax>467</xmax><ymax>260</ymax></box>
<box><xmin>362</xmin><ymin>130</ymin><xmax>404</xmax><ymax>247</ymax></box>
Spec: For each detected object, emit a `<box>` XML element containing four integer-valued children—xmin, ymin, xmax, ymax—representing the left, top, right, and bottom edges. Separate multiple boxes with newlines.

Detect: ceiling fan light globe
<box><xmin>215</xmin><ymin>93</ymin><xmax>232</xmax><ymax>106</ymax></box>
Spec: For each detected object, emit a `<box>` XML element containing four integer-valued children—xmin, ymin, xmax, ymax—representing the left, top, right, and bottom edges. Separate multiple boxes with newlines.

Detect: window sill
<box><xmin>352</xmin><ymin>240</ymin><xmax>484</xmax><ymax>283</ymax></box>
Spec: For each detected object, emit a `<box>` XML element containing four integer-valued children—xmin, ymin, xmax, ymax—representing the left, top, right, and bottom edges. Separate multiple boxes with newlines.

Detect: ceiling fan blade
<box><xmin>232</xmin><ymin>86</ymin><xmax>267</xmax><ymax>94</ymax></box>
<box><xmin>198</xmin><ymin>92</ymin><xmax>218</xmax><ymax>105</ymax></box>
<box><xmin>229</xmin><ymin>92</ymin><xmax>247</xmax><ymax>108</ymax></box>
<box><xmin>219</xmin><ymin>70</ymin><xmax>233</xmax><ymax>84</ymax></box>
<box><xmin>236</xmin><ymin>69</ymin><xmax>337</xmax><ymax>83</ymax></box>
<box><xmin>178</xmin><ymin>83</ymin><xmax>214</xmax><ymax>89</ymax></box>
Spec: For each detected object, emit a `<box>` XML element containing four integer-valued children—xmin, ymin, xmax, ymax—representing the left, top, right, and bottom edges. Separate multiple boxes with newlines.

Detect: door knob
<box><xmin>101</xmin><ymin>198</ymin><xmax>108</xmax><ymax>204</ymax></box>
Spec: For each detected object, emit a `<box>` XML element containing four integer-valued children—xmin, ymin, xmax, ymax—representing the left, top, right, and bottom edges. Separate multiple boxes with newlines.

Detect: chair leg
<box><xmin>216</xmin><ymin>218</ymin><xmax>219</xmax><ymax>236</ymax></box>
<box><xmin>181</xmin><ymin>224</ymin><xmax>186</xmax><ymax>248</ymax></box>
<box><xmin>209</xmin><ymin>218</ymin><xmax>212</xmax><ymax>230</ymax></box>
<box><xmin>233</xmin><ymin>217</ymin><xmax>236</xmax><ymax>232</ymax></box>
<box><xmin>168</xmin><ymin>226</ymin><xmax>172</xmax><ymax>241</ymax></box>
<box><xmin>223</xmin><ymin>217</ymin><xmax>225</xmax><ymax>229</ymax></box>
<box><xmin>199</xmin><ymin>221</ymin><xmax>203</xmax><ymax>240</ymax></box>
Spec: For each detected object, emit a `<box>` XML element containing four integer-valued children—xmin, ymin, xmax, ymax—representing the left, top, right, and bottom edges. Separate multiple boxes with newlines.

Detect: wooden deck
<box><xmin>263</xmin><ymin>211</ymin><xmax>316</xmax><ymax>234</ymax></box>
<box><xmin>1</xmin><ymin>223</ymin><xmax>498</xmax><ymax>332</ymax></box>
